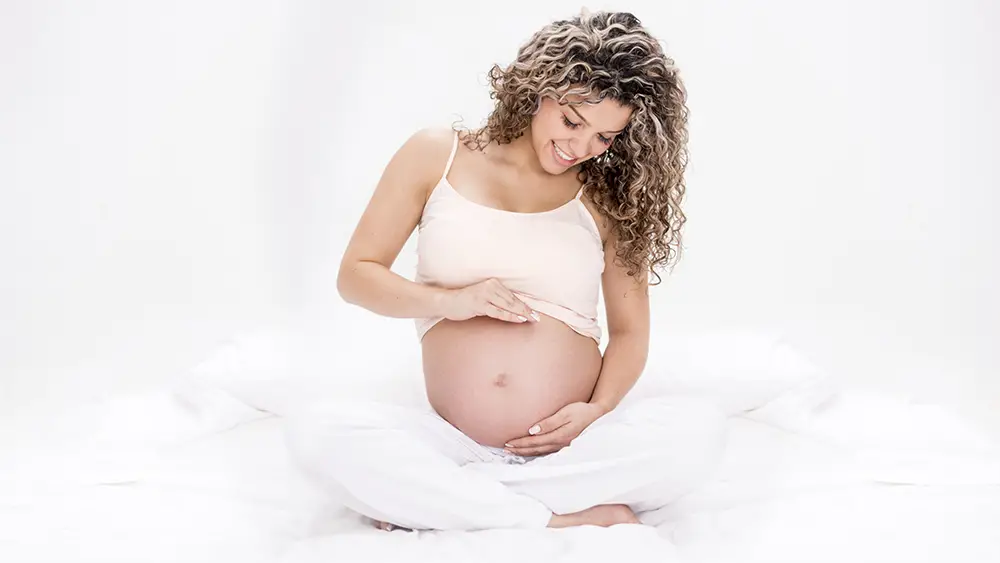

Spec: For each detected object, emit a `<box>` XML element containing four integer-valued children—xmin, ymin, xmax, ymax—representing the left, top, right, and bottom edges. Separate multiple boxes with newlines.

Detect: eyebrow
<box><xmin>569</xmin><ymin>105</ymin><xmax>625</xmax><ymax>134</ymax></box>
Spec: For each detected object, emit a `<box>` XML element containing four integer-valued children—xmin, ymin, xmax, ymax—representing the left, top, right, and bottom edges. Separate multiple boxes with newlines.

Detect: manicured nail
<box><xmin>528</xmin><ymin>425</ymin><xmax>541</xmax><ymax>435</ymax></box>
<box><xmin>530</xmin><ymin>311</ymin><xmax>540</xmax><ymax>322</ymax></box>
<box><xmin>517</xmin><ymin>315</ymin><xmax>527</xmax><ymax>322</ymax></box>
<box><xmin>504</xmin><ymin>443</ymin><xmax>512</xmax><ymax>447</ymax></box>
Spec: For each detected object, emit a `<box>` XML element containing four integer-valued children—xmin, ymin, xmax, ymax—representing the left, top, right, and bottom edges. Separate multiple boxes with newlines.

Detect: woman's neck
<box><xmin>484</xmin><ymin>129</ymin><xmax>560</xmax><ymax>178</ymax></box>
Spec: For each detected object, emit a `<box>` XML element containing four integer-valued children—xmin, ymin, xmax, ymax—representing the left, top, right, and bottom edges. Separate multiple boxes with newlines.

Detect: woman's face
<box><xmin>530</xmin><ymin>93</ymin><xmax>633</xmax><ymax>175</ymax></box>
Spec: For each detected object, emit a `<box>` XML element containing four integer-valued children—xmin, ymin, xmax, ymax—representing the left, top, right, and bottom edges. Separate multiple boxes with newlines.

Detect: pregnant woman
<box><xmin>286</xmin><ymin>10</ymin><xmax>727</xmax><ymax>531</ymax></box>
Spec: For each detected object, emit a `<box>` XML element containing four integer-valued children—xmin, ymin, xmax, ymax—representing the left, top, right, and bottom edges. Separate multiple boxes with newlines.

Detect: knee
<box><xmin>286</xmin><ymin>399</ymin><xmax>397</xmax><ymax>432</ymax></box>
<box><xmin>628</xmin><ymin>396</ymin><xmax>727</xmax><ymax>429</ymax></box>
<box><xmin>635</xmin><ymin>396</ymin><xmax>729</xmax><ymax>464</ymax></box>
<box><xmin>635</xmin><ymin>399</ymin><xmax>728</xmax><ymax>502</ymax></box>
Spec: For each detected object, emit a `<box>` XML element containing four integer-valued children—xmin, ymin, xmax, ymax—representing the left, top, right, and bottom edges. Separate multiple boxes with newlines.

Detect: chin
<box><xmin>535</xmin><ymin>154</ymin><xmax>560</xmax><ymax>175</ymax></box>
<box><xmin>539</xmin><ymin>161</ymin><xmax>564</xmax><ymax>176</ymax></box>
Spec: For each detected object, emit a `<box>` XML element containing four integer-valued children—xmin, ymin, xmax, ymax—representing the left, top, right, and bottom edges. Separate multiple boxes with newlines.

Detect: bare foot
<box><xmin>547</xmin><ymin>504</ymin><xmax>641</xmax><ymax>528</ymax></box>
<box><xmin>369</xmin><ymin>505</ymin><xmax>638</xmax><ymax>531</ymax></box>
<box><xmin>371</xmin><ymin>519</ymin><xmax>410</xmax><ymax>532</ymax></box>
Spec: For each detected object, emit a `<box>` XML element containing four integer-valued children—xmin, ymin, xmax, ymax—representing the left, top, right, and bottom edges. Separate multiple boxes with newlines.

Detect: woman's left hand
<box><xmin>503</xmin><ymin>402</ymin><xmax>607</xmax><ymax>456</ymax></box>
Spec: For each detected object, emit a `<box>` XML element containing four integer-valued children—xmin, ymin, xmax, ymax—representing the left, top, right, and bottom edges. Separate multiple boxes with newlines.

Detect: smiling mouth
<box><xmin>552</xmin><ymin>141</ymin><xmax>578</xmax><ymax>164</ymax></box>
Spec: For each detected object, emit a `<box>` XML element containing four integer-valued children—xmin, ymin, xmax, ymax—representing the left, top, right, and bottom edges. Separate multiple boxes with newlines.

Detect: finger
<box><xmin>486</xmin><ymin>280</ymin><xmax>532</xmax><ymax>319</ymax></box>
<box><xmin>490</xmin><ymin>289</ymin><xmax>520</xmax><ymax>313</ymax></box>
<box><xmin>495</xmin><ymin>288</ymin><xmax>537</xmax><ymax>321</ymax></box>
<box><xmin>528</xmin><ymin>410</ymin><xmax>573</xmax><ymax>438</ymax></box>
<box><xmin>505</xmin><ymin>429</ymin><xmax>571</xmax><ymax>449</ymax></box>
<box><xmin>485</xmin><ymin>299</ymin><xmax>527</xmax><ymax>323</ymax></box>
<box><xmin>481</xmin><ymin>303</ymin><xmax>522</xmax><ymax>323</ymax></box>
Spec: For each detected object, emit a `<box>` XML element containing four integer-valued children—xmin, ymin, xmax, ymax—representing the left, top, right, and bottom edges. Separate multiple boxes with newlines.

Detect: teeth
<box><xmin>554</xmin><ymin>143</ymin><xmax>574</xmax><ymax>161</ymax></box>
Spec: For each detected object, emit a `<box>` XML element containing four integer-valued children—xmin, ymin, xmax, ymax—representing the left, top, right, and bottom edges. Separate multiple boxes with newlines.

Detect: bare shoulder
<box><xmin>399</xmin><ymin>127</ymin><xmax>458</xmax><ymax>189</ymax></box>
<box><xmin>407</xmin><ymin>126</ymin><xmax>458</xmax><ymax>169</ymax></box>
<box><xmin>382</xmin><ymin>126</ymin><xmax>459</xmax><ymax>202</ymax></box>
<box><xmin>409</xmin><ymin>126</ymin><xmax>456</xmax><ymax>151</ymax></box>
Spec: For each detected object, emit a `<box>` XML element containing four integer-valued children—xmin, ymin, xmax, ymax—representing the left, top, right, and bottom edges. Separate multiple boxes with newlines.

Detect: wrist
<box><xmin>588</xmin><ymin>398</ymin><xmax>615</xmax><ymax>416</ymax></box>
<box><xmin>429</xmin><ymin>286</ymin><xmax>455</xmax><ymax>318</ymax></box>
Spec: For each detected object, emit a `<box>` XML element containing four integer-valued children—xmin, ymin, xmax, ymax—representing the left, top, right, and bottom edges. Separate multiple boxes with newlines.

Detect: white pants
<box><xmin>284</xmin><ymin>395</ymin><xmax>727</xmax><ymax>531</ymax></box>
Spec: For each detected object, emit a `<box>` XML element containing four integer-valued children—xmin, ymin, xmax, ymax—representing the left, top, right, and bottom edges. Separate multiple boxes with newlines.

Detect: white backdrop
<box><xmin>2</xmin><ymin>1</ymin><xmax>997</xmax><ymax>435</ymax></box>
<box><xmin>0</xmin><ymin>1</ymin><xmax>293</xmax><ymax>410</ymax></box>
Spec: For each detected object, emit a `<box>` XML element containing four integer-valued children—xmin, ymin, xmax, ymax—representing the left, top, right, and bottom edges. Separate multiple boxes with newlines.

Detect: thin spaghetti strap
<box><xmin>575</xmin><ymin>185</ymin><xmax>586</xmax><ymax>200</ymax></box>
<box><xmin>441</xmin><ymin>131</ymin><xmax>459</xmax><ymax>180</ymax></box>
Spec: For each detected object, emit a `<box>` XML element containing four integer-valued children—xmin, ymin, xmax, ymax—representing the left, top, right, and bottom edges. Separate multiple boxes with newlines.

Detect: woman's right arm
<box><xmin>337</xmin><ymin>128</ymin><xmax>538</xmax><ymax>323</ymax></box>
<box><xmin>336</xmin><ymin>128</ymin><xmax>451</xmax><ymax>319</ymax></box>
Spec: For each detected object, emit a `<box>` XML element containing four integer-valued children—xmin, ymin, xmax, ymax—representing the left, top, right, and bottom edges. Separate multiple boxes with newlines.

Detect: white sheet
<box><xmin>2</xmin><ymin>384</ymin><xmax>998</xmax><ymax>563</ymax></box>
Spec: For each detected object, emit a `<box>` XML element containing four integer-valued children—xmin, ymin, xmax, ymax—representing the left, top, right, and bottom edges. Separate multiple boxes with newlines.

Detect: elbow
<box><xmin>607</xmin><ymin>326</ymin><xmax>650</xmax><ymax>353</ymax></box>
<box><xmin>336</xmin><ymin>261</ymin><xmax>358</xmax><ymax>304</ymax></box>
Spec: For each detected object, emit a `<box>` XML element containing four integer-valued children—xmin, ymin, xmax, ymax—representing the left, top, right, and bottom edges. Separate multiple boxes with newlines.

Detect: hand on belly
<box><xmin>421</xmin><ymin>315</ymin><xmax>603</xmax><ymax>448</ymax></box>
<box><xmin>502</xmin><ymin>400</ymin><xmax>609</xmax><ymax>457</ymax></box>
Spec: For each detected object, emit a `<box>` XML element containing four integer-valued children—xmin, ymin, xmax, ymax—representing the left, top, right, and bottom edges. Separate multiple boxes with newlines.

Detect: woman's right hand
<box><xmin>440</xmin><ymin>278</ymin><xmax>540</xmax><ymax>323</ymax></box>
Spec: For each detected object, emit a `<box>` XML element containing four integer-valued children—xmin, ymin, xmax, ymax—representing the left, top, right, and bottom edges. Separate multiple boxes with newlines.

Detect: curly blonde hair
<box><xmin>458</xmin><ymin>10</ymin><xmax>689</xmax><ymax>285</ymax></box>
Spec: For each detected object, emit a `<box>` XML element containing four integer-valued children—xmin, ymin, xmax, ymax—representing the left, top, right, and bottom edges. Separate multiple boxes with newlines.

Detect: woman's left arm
<box><xmin>504</xmin><ymin>229</ymin><xmax>650</xmax><ymax>456</ymax></box>
<box><xmin>589</xmin><ymin>244</ymin><xmax>651</xmax><ymax>414</ymax></box>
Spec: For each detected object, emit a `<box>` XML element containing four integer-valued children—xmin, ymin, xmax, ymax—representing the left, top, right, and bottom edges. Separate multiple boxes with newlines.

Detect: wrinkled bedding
<box><xmin>3</xmin><ymin>322</ymin><xmax>999</xmax><ymax>562</ymax></box>
<box><xmin>2</xmin><ymin>381</ymin><xmax>998</xmax><ymax>563</ymax></box>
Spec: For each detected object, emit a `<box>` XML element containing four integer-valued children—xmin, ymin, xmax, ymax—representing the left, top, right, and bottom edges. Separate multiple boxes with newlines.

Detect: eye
<box><xmin>598</xmin><ymin>134</ymin><xmax>612</xmax><ymax>145</ymax></box>
<box><xmin>561</xmin><ymin>115</ymin><xmax>579</xmax><ymax>129</ymax></box>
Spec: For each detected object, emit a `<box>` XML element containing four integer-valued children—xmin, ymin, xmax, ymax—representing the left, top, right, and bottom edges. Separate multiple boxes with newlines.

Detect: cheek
<box><xmin>582</xmin><ymin>140</ymin><xmax>611</xmax><ymax>160</ymax></box>
<box><xmin>532</xmin><ymin>110</ymin><xmax>560</xmax><ymax>140</ymax></box>
<box><xmin>547</xmin><ymin>114</ymin><xmax>567</xmax><ymax>139</ymax></box>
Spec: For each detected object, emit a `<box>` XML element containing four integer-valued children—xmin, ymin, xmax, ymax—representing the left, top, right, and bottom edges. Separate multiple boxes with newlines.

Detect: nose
<box><xmin>567</xmin><ymin>137</ymin><xmax>588</xmax><ymax>159</ymax></box>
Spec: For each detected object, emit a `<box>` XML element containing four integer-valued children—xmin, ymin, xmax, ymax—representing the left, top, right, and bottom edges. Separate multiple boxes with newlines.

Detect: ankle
<box><xmin>547</xmin><ymin>513</ymin><xmax>574</xmax><ymax>529</ymax></box>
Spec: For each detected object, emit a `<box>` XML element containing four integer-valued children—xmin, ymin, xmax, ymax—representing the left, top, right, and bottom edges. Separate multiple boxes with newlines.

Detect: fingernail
<box><xmin>517</xmin><ymin>315</ymin><xmax>527</xmax><ymax>322</ymax></box>
<box><xmin>528</xmin><ymin>425</ymin><xmax>541</xmax><ymax>435</ymax></box>
<box><xmin>530</xmin><ymin>311</ymin><xmax>540</xmax><ymax>322</ymax></box>
<box><xmin>504</xmin><ymin>443</ymin><xmax>512</xmax><ymax>447</ymax></box>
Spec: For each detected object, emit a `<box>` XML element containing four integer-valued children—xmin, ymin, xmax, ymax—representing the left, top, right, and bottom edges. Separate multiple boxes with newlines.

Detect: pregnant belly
<box><xmin>421</xmin><ymin>314</ymin><xmax>603</xmax><ymax>448</ymax></box>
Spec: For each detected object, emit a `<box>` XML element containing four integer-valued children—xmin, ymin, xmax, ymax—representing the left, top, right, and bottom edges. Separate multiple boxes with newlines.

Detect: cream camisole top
<box><xmin>414</xmin><ymin>131</ymin><xmax>605</xmax><ymax>344</ymax></box>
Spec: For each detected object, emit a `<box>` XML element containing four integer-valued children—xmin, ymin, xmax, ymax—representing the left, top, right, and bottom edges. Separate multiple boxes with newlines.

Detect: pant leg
<box><xmin>465</xmin><ymin>395</ymin><xmax>728</xmax><ymax>523</ymax></box>
<box><xmin>283</xmin><ymin>399</ymin><xmax>553</xmax><ymax>531</ymax></box>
